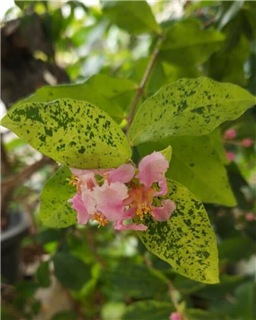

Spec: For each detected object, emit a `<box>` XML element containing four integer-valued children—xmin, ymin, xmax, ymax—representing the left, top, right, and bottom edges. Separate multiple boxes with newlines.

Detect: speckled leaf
<box><xmin>102</xmin><ymin>0</ymin><xmax>161</xmax><ymax>35</ymax></box>
<box><xmin>40</xmin><ymin>166</ymin><xmax>76</xmax><ymax>228</ymax></box>
<box><xmin>138</xmin><ymin>179</ymin><xmax>219</xmax><ymax>284</ymax></box>
<box><xmin>128</xmin><ymin>77</ymin><xmax>256</xmax><ymax>145</ymax></box>
<box><xmin>8</xmin><ymin>74</ymin><xmax>137</xmax><ymax>121</ymax></box>
<box><xmin>1</xmin><ymin>98</ymin><xmax>131</xmax><ymax>168</ymax></box>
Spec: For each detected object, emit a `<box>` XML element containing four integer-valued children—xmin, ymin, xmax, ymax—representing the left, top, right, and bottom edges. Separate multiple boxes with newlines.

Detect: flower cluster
<box><xmin>224</xmin><ymin>128</ymin><xmax>254</xmax><ymax>162</ymax></box>
<box><xmin>69</xmin><ymin>152</ymin><xmax>176</xmax><ymax>231</ymax></box>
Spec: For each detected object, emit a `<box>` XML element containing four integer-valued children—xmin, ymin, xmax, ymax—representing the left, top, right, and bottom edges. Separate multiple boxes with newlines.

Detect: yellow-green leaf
<box><xmin>138</xmin><ymin>179</ymin><xmax>219</xmax><ymax>284</ymax></box>
<box><xmin>1</xmin><ymin>98</ymin><xmax>131</xmax><ymax>169</ymax></box>
<box><xmin>128</xmin><ymin>77</ymin><xmax>256</xmax><ymax>145</ymax></box>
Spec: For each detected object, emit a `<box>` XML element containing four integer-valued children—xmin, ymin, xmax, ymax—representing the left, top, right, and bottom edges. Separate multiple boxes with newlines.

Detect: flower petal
<box><xmin>108</xmin><ymin>164</ymin><xmax>135</xmax><ymax>184</ymax></box>
<box><xmin>154</xmin><ymin>177</ymin><xmax>168</xmax><ymax>196</ymax></box>
<box><xmin>137</xmin><ymin>152</ymin><xmax>169</xmax><ymax>188</ymax></box>
<box><xmin>81</xmin><ymin>187</ymin><xmax>97</xmax><ymax>215</ymax></box>
<box><xmin>70</xmin><ymin>193</ymin><xmax>89</xmax><ymax>224</ymax></box>
<box><xmin>94</xmin><ymin>181</ymin><xmax>128</xmax><ymax>221</ymax></box>
<box><xmin>71</xmin><ymin>168</ymin><xmax>109</xmax><ymax>177</ymax></box>
<box><xmin>152</xmin><ymin>199</ymin><xmax>176</xmax><ymax>221</ymax></box>
<box><xmin>79</xmin><ymin>172</ymin><xmax>98</xmax><ymax>190</ymax></box>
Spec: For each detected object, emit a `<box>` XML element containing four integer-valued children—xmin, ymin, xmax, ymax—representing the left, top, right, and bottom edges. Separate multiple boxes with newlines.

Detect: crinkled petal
<box><xmin>108</xmin><ymin>164</ymin><xmax>135</xmax><ymax>184</ymax></box>
<box><xmin>154</xmin><ymin>177</ymin><xmax>168</xmax><ymax>196</ymax></box>
<box><xmin>79</xmin><ymin>172</ymin><xmax>98</xmax><ymax>190</ymax></box>
<box><xmin>137</xmin><ymin>152</ymin><xmax>169</xmax><ymax>188</ymax></box>
<box><xmin>70</xmin><ymin>194</ymin><xmax>89</xmax><ymax>224</ymax></box>
<box><xmin>81</xmin><ymin>187</ymin><xmax>97</xmax><ymax>215</ymax></box>
<box><xmin>71</xmin><ymin>168</ymin><xmax>110</xmax><ymax>177</ymax></box>
<box><xmin>94</xmin><ymin>182</ymin><xmax>128</xmax><ymax>221</ymax></box>
<box><xmin>152</xmin><ymin>199</ymin><xmax>176</xmax><ymax>221</ymax></box>
<box><xmin>114</xmin><ymin>220</ymin><xmax>148</xmax><ymax>231</ymax></box>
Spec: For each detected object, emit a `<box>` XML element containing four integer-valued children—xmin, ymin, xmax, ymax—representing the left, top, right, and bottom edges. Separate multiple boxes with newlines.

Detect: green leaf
<box><xmin>8</xmin><ymin>74</ymin><xmax>137</xmax><ymax>121</ymax></box>
<box><xmin>2</xmin><ymin>98</ymin><xmax>131</xmax><ymax>169</ymax></box>
<box><xmin>122</xmin><ymin>301</ymin><xmax>174</xmax><ymax>320</ymax></box>
<box><xmin>36</xmin><ymin>261</ymin><xmax>51</xmax><ymax>288</ymax></box>
<box><xmin>128</xmin><ymin>77</ymin><xmax>256</xmax><ymax>145</ymax></box>
<box><xmin>218</xmin><ymin>1</ymin><xmax>245</xmax><ymax>29</ymax></box>
<box><xmin>138</xmin><ymin>179</ymin><xmax>219</xmax><ymax>284</ymax></box>
<box><xmin>104</xmin><ymin>260</ymin><xmax>169</xmax><ymax>299</ymax></box>
<box><xmin>53</xmin><ymin>252</ymin><xmax>91</xmax><ymax>290</ymax></box>
<box><xmin>160</xmin><ymin>19</ymin><xmax>225</xmax><ymax>65</ymax></box>
<box><xmin>40</xmin><ymin>166</ymin><xmax>76</xmax><ymax>228</ymax></box>
<box><xmin>137</xmin><ymin>130</ymin><xmax>236</xmax><ymax>206</ymax></box>
<box><xmin>185</xmin><ymin>308</ymin><xmax>219</xmax><ymax>320</ymax></box>
<box><xmin>229</xmin><ymin>281</ymin><xmax>256</xmax><ymax>319</ymax></box>
<box><xmin>219</xmin><ymin>236</ymin><xmax>255</xmax><ymax>262</ymax></box>
<box><xmin>167</xmin><ymin>137</ymin><xmax>236</xmax><ymax>206</ymax></box>
<box><xmin>160</xmin><ymin>145</ymin><xmax>172</xmax><ymax>162</ymax></box>
<box><xmin>102</xmin><ymin>0</ymin><xmax>161</xmax><ymax>35</ymax></box>
<box><xmin>51</xmin><ymin>311</ymin><xmax>77</xmax><ymax>320</ymax></box>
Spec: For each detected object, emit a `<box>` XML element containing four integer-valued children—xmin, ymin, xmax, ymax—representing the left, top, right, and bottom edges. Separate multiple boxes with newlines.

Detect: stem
<box><xmin>127</xmin><ymin>35</ymin><xmax>163</xmax><ymax>128</ymax></box>
<box><xmin>1</xmin><ymin>156</ymin><xmax>54</xmax><ymax>217</ymax></box>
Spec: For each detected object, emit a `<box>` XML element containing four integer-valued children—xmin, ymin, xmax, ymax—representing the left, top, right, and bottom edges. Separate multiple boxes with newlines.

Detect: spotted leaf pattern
<box><xmin>40</xmin><ymin>166</ymin><xmax>76</xmax><ymax>228</ymax></box>
<box><xmin>1</xmin><ymin>98</ymin><xmax>131</xmax><ymax>169</ymax></box>
<box><xmin>138</xmin><ymin>179</ymin><xmax>219</xmax><ymax>284</ymax></box>
<box><xmin>128</xmin><ymin>77</ymin><xmax>256</xmax><ymax>145</ymax></box>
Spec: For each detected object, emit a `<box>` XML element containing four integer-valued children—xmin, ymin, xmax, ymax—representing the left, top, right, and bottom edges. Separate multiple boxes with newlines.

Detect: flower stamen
<box><xmin>93</xmin><ymin>212</ymin><xmax>109</xmax><ymax>227</ymax></box>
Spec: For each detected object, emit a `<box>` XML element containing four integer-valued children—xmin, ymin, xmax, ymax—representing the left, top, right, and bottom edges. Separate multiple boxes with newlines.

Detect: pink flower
<box><xmin>153</xmin><ymin>199</ymin><xmax>176</xmax><ymax>221</ymax></box>
<box><xmin>70</xmin><ymin>193</ymin><xmax>89</xmax><ymax>224</ymax></box>
<box><xmin>125</xmin><ymin>152</ymin><xmax>176</xmax><ymax>223</ymax></box>
<box><xmin>137</xmin><ymin>151</ymin><xmax>169</xmax><ymax>191</ymax></box>
<box><xmin>169</xmin><ymin>312</ymin><xmax>183</xmax><ymax>320</ymax></box>
<box><xmin>224</xmin><ymin>128</ymin><xmax>237</xmax><ymax>140</ymax></box>
<box><xmin>108</xmin><ymin>164</ymin><xmax>135</xmax><ymax>184</ymax></box>
<box><xmin>93</xmin><ymin>181</ymin><xmax>128</xmax><ymax>221</ymax></box>
<box><xmin>69</xmin><ymin>151</ymin><xmax>176</xmax><ymax>231</ymax></box>
<box><xmin>226</xmin><ymin>151</ymin><xmax>235</xmax><ymax>162</ymax></box>
<box><xmin>241</xmin><ymin>138</ymin><xmax>254</xmax><ymax>148</ymax></box>
<box><xmin>245</xmin><ymin>212</ymin><xmax>255</xmax><ymax>221</ymax></box>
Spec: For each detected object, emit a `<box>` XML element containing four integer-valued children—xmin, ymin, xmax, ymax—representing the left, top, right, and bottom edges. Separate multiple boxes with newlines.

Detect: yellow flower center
<box><xmin>128</xmin><ymin>186</ymin><xmax>155</xmax><ymax>219</ymax></box>
<box><xmin>93</xmin><ymin>212</ymin><xmax>109</xmax><ymax>227</ymax></box>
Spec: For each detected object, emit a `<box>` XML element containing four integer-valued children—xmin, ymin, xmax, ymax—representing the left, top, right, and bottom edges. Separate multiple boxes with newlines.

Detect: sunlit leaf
<box><xmin>128</xmin><ymin>77</ymin><xmax>256</xmax><ymax>145</ymax></box>
<box><xmin>2</xmin><ymin>98</ymin><xmax>131</xmax><ymax>168</ymax></box>
<box><xmin>8</xmin><ymin>74</ymin><xmax>137</xmax><ymax>121</ymax></box>
<box><xmin>138</xmin><ymin>179</ymin><xmax>219</xmax><ymax>284</ymax></box>
<box><xmin>102</xmin><ymin>0</ymin><xmax>161</xmax><ymax>35</ymax></box>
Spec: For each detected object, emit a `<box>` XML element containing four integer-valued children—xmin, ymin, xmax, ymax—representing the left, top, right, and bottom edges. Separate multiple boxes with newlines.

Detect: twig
<box><xmin>1</xmin><ymin>156</ymin><xmax>54</xmax><ymax>190</ymax></box>
<box><xmin>127</xmin><ymin>35</ymin><xmax>164</xmax><ymax>128</ymax></box>
<box><xmin>1</xmin><ymin>156</ymin><xmax>54</xmax><ymax>217</ymax></box>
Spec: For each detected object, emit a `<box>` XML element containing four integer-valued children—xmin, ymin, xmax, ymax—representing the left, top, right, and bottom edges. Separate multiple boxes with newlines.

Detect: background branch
<box><xmin>127</xmin><ymin>35</ymin><xmax>163</xmax><ymax>128</ymax></box>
